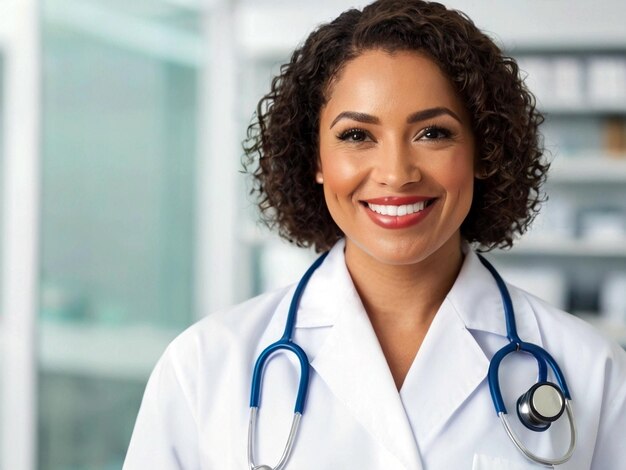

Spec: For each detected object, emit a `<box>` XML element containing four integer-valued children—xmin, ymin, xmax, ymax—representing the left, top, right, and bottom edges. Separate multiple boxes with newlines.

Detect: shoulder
<box><xmin>517</xmin><ymin>286</ymin><xmax>623</xmax><ymax>355</ymax></box>
<box><xmin>174</xmin><ymin>284</ymin><xmax>291</xmax><ymax>354</ymax></box>
<box><xmin>511</xmin><ymin>284</ymin><xmax>626</xmax><ymax>391</ymax></box>
<box><xmin>155</xmin><ymin>285</ymin><xmax>293</xmax><ymax>388</ymax></box>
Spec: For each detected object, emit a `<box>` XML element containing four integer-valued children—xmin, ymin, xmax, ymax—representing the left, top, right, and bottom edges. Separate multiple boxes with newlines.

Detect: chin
<box><xmin>354</xmin><ymin>238</ymin><xmax>436</xmax><ymax>266</ymax></box>
<box><xmin>347</xmin><ymin>232</ymin><xmax>463</xmax><ymax>267</ymax></box>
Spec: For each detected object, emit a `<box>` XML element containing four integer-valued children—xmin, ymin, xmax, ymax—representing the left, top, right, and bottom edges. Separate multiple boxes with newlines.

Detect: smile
<box><xmin>361</xmin><ymin>197</ymin><xmax>437</xmax><ymax>229</ymax></box>
<box><xmin>367</xmin><ymin>201</ymin><xmax>426</xmax><ymax>216</ymax></box>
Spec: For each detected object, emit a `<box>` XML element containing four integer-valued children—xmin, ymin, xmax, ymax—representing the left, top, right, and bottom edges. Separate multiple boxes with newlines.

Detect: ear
<box><xmin>315</xmin><ymin>158</ymin><xmax>324</xmax><ymax>184</ymax></box>
<box><xmin>472</xmin><ymin>146</ymin><xmax>487</xmax><ymax>180</ymax></box>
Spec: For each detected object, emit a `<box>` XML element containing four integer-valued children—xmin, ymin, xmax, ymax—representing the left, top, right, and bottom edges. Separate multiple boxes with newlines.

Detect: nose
<box><xmin>373</xmin><ymin>141</ymin><xmax>421</xmax><ymax>188</ymax></box>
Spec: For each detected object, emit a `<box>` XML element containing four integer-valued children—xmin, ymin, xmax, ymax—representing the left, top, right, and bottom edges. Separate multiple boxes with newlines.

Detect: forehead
<box><xmin>322</xmin><ymin>49</ymin><xmax>466</xmax><ymax>120</ymax></box>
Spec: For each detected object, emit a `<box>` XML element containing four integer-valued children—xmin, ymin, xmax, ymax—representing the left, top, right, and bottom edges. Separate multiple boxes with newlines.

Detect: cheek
<box><xmin>437</xmin><ymin>150</ymin><xmax>475</xmax><ymax>203</ymax></box>
<box><xmin>319</xmin><ymin>150</ymin><xmax>364</xmax><ymax>198</ymax></box>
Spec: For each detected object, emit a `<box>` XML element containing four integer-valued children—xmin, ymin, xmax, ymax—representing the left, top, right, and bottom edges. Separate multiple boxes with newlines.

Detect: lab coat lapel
<box><xmin>399</xmin><ymin>247</ymin><xmax>543</xmax><ymax>450</ymax></box>
<box><xmin>446</xmin><ymin>249</ymin><xmax>544</xmax><ymax>347</ymax></box>
<box><xmin>304</xmin><ymin>244</ymin><xmax>424</xmax><ymax>470</ymax></box>
<box><xmin>399</xmin><ymin>297</ymin><xmax>489</xmax><ymax>448</ymax></box>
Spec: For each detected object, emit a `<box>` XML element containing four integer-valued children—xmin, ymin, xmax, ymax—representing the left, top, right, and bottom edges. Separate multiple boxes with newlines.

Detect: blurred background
<box><xmin>1</xmin><ymin>0</ymin><xmax>625</xmax><ymax>468</ymax></box>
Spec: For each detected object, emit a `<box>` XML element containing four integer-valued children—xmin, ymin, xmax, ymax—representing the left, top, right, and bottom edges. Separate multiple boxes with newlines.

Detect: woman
<box><xmin>124</xmin><ymin>1</ymin><xmax>626</xmax><ymax>469</ymax></box>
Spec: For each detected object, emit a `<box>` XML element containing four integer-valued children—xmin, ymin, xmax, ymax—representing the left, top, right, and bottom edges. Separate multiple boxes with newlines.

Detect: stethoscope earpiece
<box><xmin>517</xmin><ymin>382</ymin><xmax>565</xmax><ymax>432</ymax></box>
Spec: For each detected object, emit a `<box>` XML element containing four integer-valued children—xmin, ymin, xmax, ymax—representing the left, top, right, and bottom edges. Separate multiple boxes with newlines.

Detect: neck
<box><xmin>343</xmin><ymin>236</ymin><xmax>465</xmax><ymax>390</ymax></box>
<box><xmin>345</xmin><ymin>237</ymin><xmax>464</xmax><ymax>329</ymax></box>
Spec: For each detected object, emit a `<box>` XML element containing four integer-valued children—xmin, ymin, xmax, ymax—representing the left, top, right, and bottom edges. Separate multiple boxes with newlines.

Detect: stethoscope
<box><xmin>247</xmin><ymin>251</ymin><xmax>577</xmax><ymax>469</ymax></box>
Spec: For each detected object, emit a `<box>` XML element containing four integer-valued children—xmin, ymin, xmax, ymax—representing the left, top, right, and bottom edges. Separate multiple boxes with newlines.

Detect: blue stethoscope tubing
<box><xmin>249</xmin><ymin>251</ymin><xmax>329</xmax><ymax>414</ymax></box>
<box><xmin>247</xmin><ymin>251</ymin><xmax>329</xmax><ymax>470</ymax></box>
<box><xmin>477</xmin><ymin>255</ymin><xmax>571</xmax><ymax>410</ymax></box>
<box><xmin>247</xmin><ymin>251</ymin><xmax>576</xmax><ymax>470</ymax></box>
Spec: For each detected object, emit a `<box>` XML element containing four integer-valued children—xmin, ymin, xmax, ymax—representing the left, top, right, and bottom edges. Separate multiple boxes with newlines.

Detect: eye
<box><xmin>337</xmin><ymin>128</ymin><xmax>370</xmax><ymax>142</ymax></box>
<box><xmin>420</xmin><ymin>126</ymin><xmax>453</xmax><ymax>140</ymax></box>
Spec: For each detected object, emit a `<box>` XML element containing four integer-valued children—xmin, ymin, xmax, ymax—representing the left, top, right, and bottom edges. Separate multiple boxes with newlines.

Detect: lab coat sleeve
<box><xmin>123</xmin><ymin>344</ymin><xmax>200</xmax><ymax>470</ymax></box>
<box><xmin>589</xmin><ymin>342</ymin><xmax>626</xmax><ymax>469</ymax></box>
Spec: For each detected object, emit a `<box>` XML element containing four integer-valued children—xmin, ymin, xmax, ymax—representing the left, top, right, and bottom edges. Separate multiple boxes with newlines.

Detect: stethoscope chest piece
<box><xmin>517</xmin><ymin>382</ymin><xmax>565</xmax><ymax>432</ymax></box>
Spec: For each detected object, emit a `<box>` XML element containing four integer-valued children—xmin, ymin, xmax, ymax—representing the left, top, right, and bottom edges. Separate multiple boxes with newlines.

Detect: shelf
<box><xmin>541</xmin><ymin>104</ymin><xmax>626</xmax><ymax>116</ymax></box>
<box><xmin>39</xmin><ymin>322</ymin><xmax>181</xmax><ymax>380</ymax></box>
<box><xmin>548</xmin><ymin>155</ymin><xmax>626</xmax><ymax>183</ymax></box>
<box><xmin>496</xmin><ymin>237</ymin><xmax>626</xmax><ymax>258</ymax></box>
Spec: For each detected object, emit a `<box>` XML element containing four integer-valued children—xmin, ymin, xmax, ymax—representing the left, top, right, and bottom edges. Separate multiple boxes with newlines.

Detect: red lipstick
<box><xmin>361</xmin><ymin>196</ymin><xmax>436</xmax><ymax>229</ymax></box>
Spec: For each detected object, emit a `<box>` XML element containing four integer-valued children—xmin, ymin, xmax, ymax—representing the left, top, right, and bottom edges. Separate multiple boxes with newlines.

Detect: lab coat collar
<box><xmin>252</xmin><ymin>241</ymin><xmax>346</xmax><ymax>357</ymax></box>
<box><xmin>295</xmin><ymin>239</ymin><xmax>543</xmax><ymax>346</ymax></box>
<box><xmin>293</xmin><ymin>240</ymin><xmax>348</xmax><ymax>329</ymax></box>
<box><xmin>447</xmin><ymin>242</ymin><xmax>543</xmax><ymax>346</ymax></box>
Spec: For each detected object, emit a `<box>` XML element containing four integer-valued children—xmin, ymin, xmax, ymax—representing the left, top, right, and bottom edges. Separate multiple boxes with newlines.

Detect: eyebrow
<box><xmin>329</xmin><ymin>107</ymin><xmax>462</xmax><ymax>129</ymax></box>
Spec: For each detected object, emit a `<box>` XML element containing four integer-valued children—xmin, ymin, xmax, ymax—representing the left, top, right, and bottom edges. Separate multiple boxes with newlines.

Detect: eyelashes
<box><xmin>337</xmin><ymin>128</ymin><xmax>370</xmax><ymax>142</ymax></box>
<box><xmin>335</xmin><ymin>125</ymin><xmax>454</xmax><ymax>143</ymax></box>
<box><xmin>421</xmin><ymin>125</ymin><xmax>454</xmax><ymax>140</ymax></box>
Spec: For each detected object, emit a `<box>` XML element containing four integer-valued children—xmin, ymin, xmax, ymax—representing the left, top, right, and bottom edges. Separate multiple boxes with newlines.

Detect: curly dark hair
<box><xmin>243</xmin><ymin>0</ymin><xmax>548</xmax><ymax>252</ymax></box>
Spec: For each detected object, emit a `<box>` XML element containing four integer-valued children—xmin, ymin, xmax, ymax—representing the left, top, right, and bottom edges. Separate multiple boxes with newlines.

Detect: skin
<box><xmin>317</xmin><ymin>49</ymin><xmax>477</xmax><ymax>390</ymax></box>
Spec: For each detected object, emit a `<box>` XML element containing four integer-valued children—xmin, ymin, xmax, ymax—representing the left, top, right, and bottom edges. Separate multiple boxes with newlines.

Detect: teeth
<box><xmin>368</xmin><ymin>201</ymin><xmax>426</xmax><ymax>216</ymax></box>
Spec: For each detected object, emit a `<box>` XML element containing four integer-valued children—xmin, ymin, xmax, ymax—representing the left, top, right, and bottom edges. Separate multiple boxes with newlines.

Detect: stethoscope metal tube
<box><xmin>248</xmin><ymin>407</ymin><xmax>302</xmax><ymax>470</ymax></box>
<box><xmin>499</xmin><ymin>400</ymin><xmax>577</xmax><ymax>468</ymax></box>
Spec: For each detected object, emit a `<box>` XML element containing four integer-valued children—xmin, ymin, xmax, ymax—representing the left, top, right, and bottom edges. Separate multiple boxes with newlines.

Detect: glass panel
<box><xmin>0</xmin><ymin>53</ymin><xmax>4</xmax><ymax>310</ymax></box>
<box><xmin>38</xmin><ymin>1</ymin><xmax>202</xmax><ymax>468</ymax></box>
<box><xmin>0</xmin><ymin>51</ymin><xmax>4</xmax><ymax>464</ymax></box>
<box><xmin>38</xmin><ymin>373</ymin><xmax>145</xmax><ymax>470</ymax></box>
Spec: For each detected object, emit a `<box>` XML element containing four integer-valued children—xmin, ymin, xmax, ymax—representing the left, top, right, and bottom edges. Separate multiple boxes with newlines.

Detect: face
<box><xmin>317</xmin><ymin>49</ymin><xmax>476</xmax><ymax>267</ymax></box>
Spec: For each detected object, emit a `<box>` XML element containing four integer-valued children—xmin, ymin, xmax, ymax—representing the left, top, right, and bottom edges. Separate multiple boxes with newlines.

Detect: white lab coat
<box><xmin>124</xmin><ymin>240</ymin><xmax>626</xmax><ymax>470</ymax></box>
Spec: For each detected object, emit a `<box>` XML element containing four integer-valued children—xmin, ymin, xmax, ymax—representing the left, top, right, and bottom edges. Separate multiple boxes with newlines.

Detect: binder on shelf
<box><xmin>603</xmin><ymin>117</ymin><xmax>626</xmax><ymax>156</ymax></box>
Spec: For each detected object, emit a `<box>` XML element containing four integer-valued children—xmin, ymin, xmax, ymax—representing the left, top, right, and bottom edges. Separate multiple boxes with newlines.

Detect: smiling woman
<box><xmin>317</xmin><ymin>50</ymin><xmax>475</xmax><ymax>268</ymax></box>
<box><xmin>243</xmin><ymin>1</ymin><xmax>547</xmax><ymax>256</ymax></box>
<box><xmin>125</xmin><ymin>1</ymin><xmax>626</xmax><ymax>469</ymax></box>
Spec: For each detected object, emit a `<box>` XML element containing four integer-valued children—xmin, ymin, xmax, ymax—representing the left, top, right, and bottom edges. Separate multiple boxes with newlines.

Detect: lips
<box><xmin>361</xmin><ymin>196</ymin><xmax>436</xmax><ymax>229</ymax></box>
